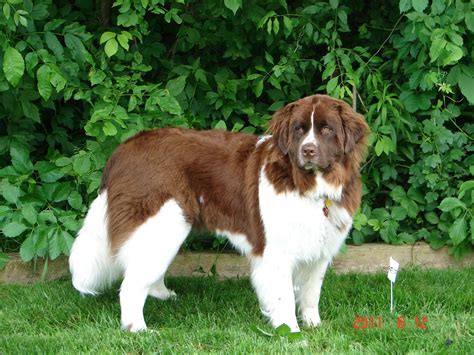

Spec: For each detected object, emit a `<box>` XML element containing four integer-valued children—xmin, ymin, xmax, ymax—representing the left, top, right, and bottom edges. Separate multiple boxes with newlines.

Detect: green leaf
<box><xmin>117</xmin><ymin>12</ymin><xmax>139</xmax><ymax>27</ymax></box>
<box><xmin>25</xmin><ymin>52</ymin><xmax>38</xmax><ymax>75</ymax></box>
<box><xmin>429</xmin><ymin>38</ymin><xmax>447</xmax><ymax>63</ymax></box>
<box><xmin>103</xmin><ymin>121</ymin><xmax>117</xmax><ymax>136</ymax></box>
<box><xmin>275</xmin><ymin>324</ymin><xmax>291</xmax><ymax>336</ymax></box>
<box><xmin>272</xmin><ymin>18</ymin><xmax>279</xmax><ymax>34</ymax></box>
<box><xmin>287</xmin><ymin>331</ymin><xmax>304</xmax><ymax>342</ymax></box>
<box><xmin>21</xmin><ymin>99</ymin><xmax>40</xmax><ymax>122</ymax></box>
<box><xmin>37</xmin><ymin>64</ymin><xmax>52</xmax><ymax>101</ymax></box>
<box><xmin>44</xmin><ymin>19</ymin><xmax>65</xmax><ymax>31</ymax></box>
<box><xmin>89</xmin><ymin>69</ymin><xmax>106</xmax><ymax>86</ymax></box>
<box><xmin>458</xmin><ymin>73</ymin><xmax>474</xmax><ymax>105</ymax></box>
<box><xmin>443</xmin><ymin>43</ymin><xmax>463</xmax><ymax>66</ymax></box>
<box><xmin>68</xmin><ymin>190</ymin><xmax>83</xmax><ymax>210</ymax></box>
<box><xmin>465</xmin><ymin>12</ymin><xmax>474</xmax><ymax>32</ymax></box>
<box><xmin>224</xmin><ymin>0</ymin><xmax>240</xmax><ymax>15</ymax></box>
<box><xmin>254</xmin><ymin>79</ymin><xmax>263</xmax><ymax>98</ymax></box>
<box><xmin>128</xmin><ymin>95</ymin><xmax>137</xmax><ymax>112</ymax></box>
<box><xmin>166</xmin><ymin>76</ymin><xmax>187</xmax><ymax>96</ymax></box>
<box><xmin>374</xmin><ymin>139</ymin><xmax>383</xmax><ymax>156</ymax></box>
<box><xmin>412</xmin><ymin>0</ymin><xmax>428</xmax><ymax>12</ymax></box>
<box><xmin>397</xmin><ymin>232</ymin><xmax>417</xmax><ymax>244</ymax></box>
<box><xmin>104</xmin><ymin>38</ymin><xmax>119</xmax><ymax>57</ymax></box>
<box><xmin>21</xmin><ymin>203</ymin><xmax>37</xmax><ymax>225</ymax></box>
<box><xmin>3</xmin><ymin>47</ymin><xmax>25</xmax><ymax>87</ymax></box>
<box><xmin>380</xmin><ymin>219</ymin><xmax>398</xmax><ymax>243</ymax></box>
<box><xmin>195</xmin><ymin>69</ymin><xmax>207</xmax><ymax>84</ymax></box>
<box><xmin>117</xmin><ymin>33</ymin><xmax>129</xmax><ymax>50</ymax></box>
<box><xmin>2</xmin><ymin>184</ymin><xmax>22</xmax><ymax>204</ymax></box>
<box><xmin>39</xmin><ymin>209</ymin><xmax>57</xmax><ymax>224</ymax></box>
<box><xmin>401</xmin><ymin>199</ymin><xmax>419</xmax><ymax>218</ymax></box>
<box><xmin>11</xmin><ymin>145</ymin><xmax>33</xmax><ymax>174</ymax></box>
<box><xmin>214</xmin><ymin>120</ymin><xmax>227</xmax><ymax>130</ymax></box>
<box><xmin>158</xmin><ymin>95</ymin><xmax>182</xmax><ymax>115</ymax></box>
<box><xmin>55</xmin><ymin>157</ymin><xmax>72</xmax><ymax>167</ymax></box>
<box><xmin>283</xmin><ymin>16</ymin><xmax>292</xmax><ymax>34</ymax></box>
<box><xmin>329</xmin><ymin>0</ymin><xmax>339</xmax><ymax>9</ymax></box>
<box><xmin>391</xmin><ymin>206</ymin><xmax>407</xmax><ymax>221</ymax></box>
<box><xmin>425</xmin><ymin>212</ymin><xmax>439</xmax><ymax>225</ymax></box>
<box><xmin>36</xmin><ymin>161</ymin><xmax>64</xmax><ymax>183</ymax></box>
<box><xmin>458</xmin><ymin>180</ymin><xmax>474</xmax><ymax>199</ymax></box>
<box><xmin>3</xmin><ymin>4</ymin><xmax>11</xmax><ymax>19</ymax></box>
<box><xmin>50</xmin><ymin>68</ymin><xmax>67</xmax><ymax>92</ymax></box>
<box><xmin>431</xmin><ymin>0</ymin><xmax>445</xmax><ymax>15</ymax></box>
<box><xmin>48</xmin><ymin>229</ymin><xmax>61</xmax><ymax>259</ymax></box>
<box><xmin>73</xmin><ymin>155</ymin><xmax>91</xmax><ymax>175</ymax></box>
<box><xmin>449</xmin><ymin>217</ymin><xmax>466</xmax><ymax>245</ymax></box>
<box><xmin>52</xmin><ymin>182</ymin><xmax>70</xmax><ymax>202</ymax></box>
<box><xmin>44</xmin><ymin>32</ymin><xmax>64</xmax><ymax>60</ymax></box>
<box><xmin>439</xmin><ymin>197</ymin><xmax>466</xmax><ymax>212</ymax></box>
<box><xmin>64</xmin><ymin>33</ymin><xmax>86</xmax><ymax>64</ymax></box>
<box><xmin>326</xmin><ymin>76</ymin><xmax>338</xmax><ymax>94</ymax></box>
<box><xmin>390</xmin><ymin>186</ymin><xmax>406</xmax><ymax>202</ymax></box>
<box><xmin>399</xmin><ymin>0</ymin><xmax>411</xmax><ymax>13</ymax></box>
<box><xmin>20</xmin><ymin>234</ymin><xmax>36</xmax><ymax>262</ymax></box>
<box><xmin>3</xmin><ymin>221</ymin><xmax>27</xmax><ymax>238</ymax></box>
<box><xmin>100</xmin><ymin>31</ymin><xmax>116</xmax><ymax>44</ymax></box>
<box><xmin>61</xmin><ymin>230</ymin><xmax>75</xmax><ymax>255</ymax></box>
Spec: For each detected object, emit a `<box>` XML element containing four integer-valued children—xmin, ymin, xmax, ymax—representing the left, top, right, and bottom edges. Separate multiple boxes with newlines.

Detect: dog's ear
<box><xmin>338</xmin><ymin>103</ymin><xmax>370</xmax><ymax>155</ymax></box>
<box><xmin>268</xmin><ymin>103</ymin><xmax>295</xmax><ymax>155</ymax></box>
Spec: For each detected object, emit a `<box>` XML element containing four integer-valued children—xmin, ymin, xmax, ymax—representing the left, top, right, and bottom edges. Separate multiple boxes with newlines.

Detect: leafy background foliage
<box><xmin>0</xmin><ymin>0</ymin><xmax>473</xmax><ymax>268</ymax></box>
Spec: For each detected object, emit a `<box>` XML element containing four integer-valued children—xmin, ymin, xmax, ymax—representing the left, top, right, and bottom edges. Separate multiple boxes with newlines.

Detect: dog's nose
<box><xmin>302</xmin><ymin>143</ymin><xmax>317</xmax><ymax>157</ymax></box>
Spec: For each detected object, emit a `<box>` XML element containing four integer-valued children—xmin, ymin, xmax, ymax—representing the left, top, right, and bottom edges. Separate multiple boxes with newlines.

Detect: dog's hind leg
<box><xmin>148</xmin><ymin>277</ymin><xmax>177</xmax><ymax>300</ymax></box>
<box><xmin>117</xmin><ymin>199</ymin><xmax>191</xmax><ymax>332</ymax></box>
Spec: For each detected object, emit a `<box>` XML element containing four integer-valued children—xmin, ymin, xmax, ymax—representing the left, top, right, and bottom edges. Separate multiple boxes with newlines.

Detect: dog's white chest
<box><xmin>258</xmin><ymin>170</ymin><xmax>352</xmax><ymax>264</ymax></box>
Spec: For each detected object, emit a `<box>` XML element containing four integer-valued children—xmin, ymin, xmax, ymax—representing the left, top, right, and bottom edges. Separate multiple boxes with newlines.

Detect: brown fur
<box><xmin>100</xmin><ymin>95</ymin><xmax>369</xmax><ymax>254</ymax></box>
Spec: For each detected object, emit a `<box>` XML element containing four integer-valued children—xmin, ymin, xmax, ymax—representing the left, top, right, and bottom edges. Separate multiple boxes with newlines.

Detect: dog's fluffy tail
<box><xmin>69</xmin><ymin>192</ymin><xmax>121</xmax><ymax>295</ymax></box>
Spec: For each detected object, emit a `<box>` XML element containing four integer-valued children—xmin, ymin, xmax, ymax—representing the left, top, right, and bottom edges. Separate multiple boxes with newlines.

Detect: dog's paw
<box><xmin>122</xmin><ymin>321</ymin><xmax>147</xmax><ymax>333</ymax></box>
<box><xmin>149</xmin><ymin>287</ymin><xmax>177</xmax><ymax>301</ymax></box>
<box><xmin>301</xmin><ymin>307</ymin><xmax>321</xmax><ymax>328</ymax></box>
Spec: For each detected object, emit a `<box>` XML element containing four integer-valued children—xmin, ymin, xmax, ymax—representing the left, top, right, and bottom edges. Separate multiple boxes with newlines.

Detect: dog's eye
<box><xmin>321</xmin><ymin>125</ymin><xmax>333</xmax><ymax>134</ymax></box>
<box><xmin>294</xmin><ymin>125</ymin><xmax>304</xmax><ymax>135</ymax></box>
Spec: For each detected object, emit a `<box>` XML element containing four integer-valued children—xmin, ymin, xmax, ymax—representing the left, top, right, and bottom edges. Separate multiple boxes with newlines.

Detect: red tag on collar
<box><xmin>323</xmin><ymin>199</ymin><xmax>332</xmax><ymax>218</ymax></box>
<box><xmin>323</xmin><ymin>206</ymin><xmax>329</xmax><ymax>217</ymax></box>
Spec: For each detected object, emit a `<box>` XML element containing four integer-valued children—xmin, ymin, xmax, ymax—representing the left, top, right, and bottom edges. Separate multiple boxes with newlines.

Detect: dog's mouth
<box><xmin>303</xmin><ymin>163</ymin><xmax>319</xmax><ymax>173</ymax></box>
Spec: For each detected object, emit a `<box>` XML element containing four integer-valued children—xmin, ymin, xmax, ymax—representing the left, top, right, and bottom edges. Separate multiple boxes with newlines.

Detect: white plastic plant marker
<box><xmin>387</xmin><ymin>257</ymin><xmax>399</xmax><ymax>313</ymax></box>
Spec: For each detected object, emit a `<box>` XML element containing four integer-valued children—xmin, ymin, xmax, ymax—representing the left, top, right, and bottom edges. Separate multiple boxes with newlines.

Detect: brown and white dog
<box><xmin>69</xmin><ymin>94</ymin><xmax>369</xmax><ymax>332</ymax></box>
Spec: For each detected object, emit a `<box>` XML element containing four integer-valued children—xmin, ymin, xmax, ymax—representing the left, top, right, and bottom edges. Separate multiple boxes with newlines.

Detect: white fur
<box><xmin>301</xmin><ymin>110</ymin><xmax>318</xmax><ymax>146</ymax></box>
<box><xmin>117</xmin><ymin>199</ymin><xmax>191</xmax><ymax>332</ymax></box>
<box><xmin>312</xmin><ymin>173</ymin><xmax>343</xmax><ymax>201</ymax></box>
<box><xmin>216</xmin><ymin>229</ymin><xmax>253</xmax><ymax>255</ymax></box>
<box><xmin>69</xmin><ymin>192</ymin><xmax>121</xmax><ymax>295</ymax></box>
<box><xmin>256</xmin><ymin>134</ymin><xmax>271</xmax><ymax>146</ymax></box>
<box><xmin>250</xmin><ymin>168</ymin><xmax>352</xmax><ymax>332</ymax></box>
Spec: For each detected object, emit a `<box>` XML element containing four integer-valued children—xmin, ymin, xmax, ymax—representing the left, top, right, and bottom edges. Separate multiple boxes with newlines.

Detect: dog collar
<box><xmin>323</xmin><ymin>198</ymin><xmax>332</xmax><ymax>217</ymax></box>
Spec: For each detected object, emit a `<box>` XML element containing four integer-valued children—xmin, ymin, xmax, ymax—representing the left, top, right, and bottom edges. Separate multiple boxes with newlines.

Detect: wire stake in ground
<box><xmin>387</xmin><ymin>257</ymin><xmax>399</xmax><ymax>313</ymax></box>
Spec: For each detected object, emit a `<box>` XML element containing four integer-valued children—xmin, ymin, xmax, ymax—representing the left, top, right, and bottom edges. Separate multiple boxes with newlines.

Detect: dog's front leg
<box><xmin>250</xmin><ymin>255</ymin><xmax>299</xmax><ymax>332</ymax></box>
<box><xmin>294</xmin><ymin>258</ymin><xmax>331</xmax><ymax>328</ymax></box>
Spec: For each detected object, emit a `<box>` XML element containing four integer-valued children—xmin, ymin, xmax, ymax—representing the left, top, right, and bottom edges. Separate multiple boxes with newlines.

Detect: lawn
<box><xmin>0</xmin><ymin>267</ymin><xmax>473</xmax><ymax>353</ymax></box>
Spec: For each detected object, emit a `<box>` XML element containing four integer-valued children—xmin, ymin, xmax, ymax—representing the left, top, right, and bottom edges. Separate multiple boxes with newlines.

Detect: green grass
<box><xmin>1</xmin><ymin>267</ymin><xmax>473</xmax><ymax>354</ymax></box>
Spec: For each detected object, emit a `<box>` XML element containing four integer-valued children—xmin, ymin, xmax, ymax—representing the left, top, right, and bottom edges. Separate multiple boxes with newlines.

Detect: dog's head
<box><xmin>268</xmin><ymin>94</ymin><xmax>369</xmax><ymax>172</ymax></box>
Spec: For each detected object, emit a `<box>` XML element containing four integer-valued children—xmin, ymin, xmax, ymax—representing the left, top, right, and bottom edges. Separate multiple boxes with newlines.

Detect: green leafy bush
<box><xmin>0</xmin><ymin>0</ymin><xmax>472</xmax><ymax>268</ymax></box>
